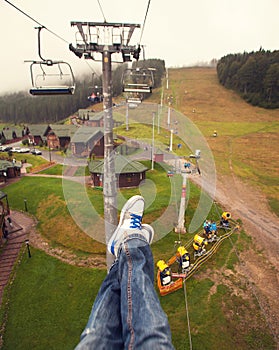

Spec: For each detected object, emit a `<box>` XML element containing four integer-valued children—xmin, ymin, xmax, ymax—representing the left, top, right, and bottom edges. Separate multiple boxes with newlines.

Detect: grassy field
<box><xmin>149</xmin><ymin>67</ymin><xmax>279</xmax><ymax>216</ymax></box>
<box><xmin>1</xmin><ymin>165</ymin><xmax>276</xmax><ymax>349</ymax></box>
<box><xmin>2</xmin><ymin>248</ymin><xmax>106</xmax><ymax>350</ymax></box>
<box><xmin>1</xmin><ymin>229</ymin><xmax>275</xmax><ymax>350</ymax></box>
<box><xmin>0</xmin><ymin>67</ymin><xmax>278</xmax><ymax>349</ymax></box>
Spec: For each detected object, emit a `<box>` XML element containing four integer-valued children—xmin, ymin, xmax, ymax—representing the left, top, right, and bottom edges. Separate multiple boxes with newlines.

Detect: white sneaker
<box><xmin>108</xmin><ymin>195</ymin><xmax>153</xmax><ymax>257</ymax></box>
<box><xmin>141</xmin><ymin>224</ymin><xmax>154</xmax><ymax>245</ymax></box>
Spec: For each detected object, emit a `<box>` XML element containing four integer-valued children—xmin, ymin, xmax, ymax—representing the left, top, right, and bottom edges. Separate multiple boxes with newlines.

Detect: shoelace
<box><xmin>129</xmin><ymin>213</ymin><xmax>142</xmax><ymax>229</ymax></box>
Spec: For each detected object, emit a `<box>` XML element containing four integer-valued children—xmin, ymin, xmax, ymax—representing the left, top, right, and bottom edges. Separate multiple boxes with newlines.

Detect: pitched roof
<box><xmin>88</xmin><ymin>112</ymin><xmax>104</xmax><ymax>121</ymax></box>
<box><xmin>1</xmin><ymin>126</ymin><xmax>23</xmax><ymax>140</ymax></box>
<box><xmin>28</xmin><ymin>124</ymin><xmax>50</xmax><ymax>137</ymax></box>
<box><xmin>78</xmin><ymin>109</ymin><xmax>104</xmax><ymax>121</ymax></box>
<box><xmin>48</xmin><ymin>124</ymin><xmax>78</xmax><ymax>138</ymax></box>
<box><xmin>71</xmin><ymin>126</ymin><xmax>103</xmax><ymax>143</ymax></box>
<box><xmin>0</xmin><ymin>160</ymin><xmax>18</xmax><ymax>171</ymax></box>
<box><xmin>88</xmin><ymin>155</ymin><xmax>148</xmax><ymax>174</ymax></box>
<box><xmin>0</xmin><ymin>191</ymin><xmax>7</xmax><ymax>200</ymax></box>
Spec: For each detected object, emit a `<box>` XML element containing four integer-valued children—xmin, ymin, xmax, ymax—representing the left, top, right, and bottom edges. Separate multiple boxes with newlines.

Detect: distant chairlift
<box><xmin>126</xmin><ymin>93</ymin><xmax>144</xmax><ymax>105</ymax></box>
<box><xmin>122</xmin><ymin>67</ymin><xmax>154</xmax><ymax>94</ymax></box>
<box><xmin>88</xmin><ymin>85</ymin><xmax>103</xmax><ymax>104</ymax></box>
<box><xmin>28</xmin><ymin>27</ymin><xmax>75</xmax><ymax>96</ymax></box>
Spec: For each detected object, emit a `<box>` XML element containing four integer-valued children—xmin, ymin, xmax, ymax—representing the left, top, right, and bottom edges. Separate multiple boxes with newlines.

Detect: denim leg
<box><xmin>75</xmin><ymin>261</ymin><xmax>124</xmax><ymax>350</ymax></box>
<box><xmin>118</xmin><ymin>235</ymin><xmax>175</xmax><ymax>350</ymax></box>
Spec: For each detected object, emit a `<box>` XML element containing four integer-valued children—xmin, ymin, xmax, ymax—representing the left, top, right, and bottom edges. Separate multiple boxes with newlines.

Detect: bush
<box><xmin>22</xmin><ymin>139</ymin><xmax>29</xmax><ymax>146</ymax></box>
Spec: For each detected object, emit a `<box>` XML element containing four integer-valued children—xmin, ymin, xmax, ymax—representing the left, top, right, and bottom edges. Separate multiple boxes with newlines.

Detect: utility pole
<box><xmin>70</xmin><ymin>22</ymin><xmax>140</xmax><ymax>269</ymax></box>
<box><xmin>151</xmin><ymin>112</ymin><xmax>155</xmax><ymax>170</ymax></box>
<box><xmin>169</xmin><ymin>129</ymin><xmax>173</xmax><ymax>152</ymax></box>
<box><xmin>167</xmin><ymin>104</ymin><xmax>171</xmax><ymax>129</ymax></box>
<box><xmin>126</xmin><ymin>103</ymin><xmax>129</xmax><ymax>131</ymax></box>
<box><xmin>166</xmin><ymin>68</ymin><xmax>169</xmax><ymax>90</ymax></box>
<box><xmin>175</xmin><ymin>170</ymin><xmax>187</xmax><ymax>234</ymax></box>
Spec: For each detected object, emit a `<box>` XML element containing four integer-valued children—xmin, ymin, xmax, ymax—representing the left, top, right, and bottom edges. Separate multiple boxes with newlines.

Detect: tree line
<box><xmin>217</xmin><ymin>49</ymin><xmax>279</xmax><ymax>109</ymax></box>
<box><xmin>0</xmin><ymin>59</ymin><xmax>165</xmax><ymax>124</ymax></box>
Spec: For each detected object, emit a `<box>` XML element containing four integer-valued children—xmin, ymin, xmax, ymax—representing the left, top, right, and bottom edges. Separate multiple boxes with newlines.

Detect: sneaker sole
<box><xmin>141</xmin><ymin>224</ymin><xmax>154</xmax><ymax>245</ymax></box>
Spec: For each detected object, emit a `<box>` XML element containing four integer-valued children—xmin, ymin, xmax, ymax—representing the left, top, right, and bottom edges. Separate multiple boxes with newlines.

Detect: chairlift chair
<box><xmin>122</xmin><ymin>68</ymin><xmax>154</xmax><ymax>94</ymax></box>
<box><xmin>29</xmin><ymin>61</ymin><xmax>75</xmax><ymax>96</ymax></box>
<box><xmin>126</xmin><ymin>93</ymin><xmax>143</xmax><ymax>104</ymax></box>
<box><xmin>27</xmin><ymin>26</ymin><xmax>76</xmax><ymax>96</ymax></box>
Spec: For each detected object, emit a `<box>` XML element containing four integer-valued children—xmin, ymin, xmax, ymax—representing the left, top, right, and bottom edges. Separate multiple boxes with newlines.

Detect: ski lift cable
<box><xmin>138</xmin><ymin>0</ymin><xmax>151</xmax><ymax>45</ymax></box>
<box><xmin>96</xmin><ymin>0</ymin><xmax>107</xmax><ymax>22</ymax></box>
<box><xmin>4</xmin><ymin>0</ymin><xmax>69</xmax><ymax>44</ymax></box>
<box><xmin>85</xmin><ymin>60</ymin><xmax>101</xmax><ymax>78</ymax></box>
<box><xmin>183</xmin><ymin>281</ymin><xmax>193</xmax><ymax>350</ymax></box>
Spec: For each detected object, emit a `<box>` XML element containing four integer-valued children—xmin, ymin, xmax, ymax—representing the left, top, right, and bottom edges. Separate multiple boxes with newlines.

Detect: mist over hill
<box><xmin>0</xmin><ymin>59</ymin><xmax>166</xmax><ymax>124</ymax></box>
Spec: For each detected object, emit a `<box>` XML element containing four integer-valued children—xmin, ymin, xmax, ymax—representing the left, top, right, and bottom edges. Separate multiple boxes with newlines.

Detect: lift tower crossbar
<box><xmin>70</xmin><ymin>22</ymin><xmax>141</xmax><ymax>269</ymax></box>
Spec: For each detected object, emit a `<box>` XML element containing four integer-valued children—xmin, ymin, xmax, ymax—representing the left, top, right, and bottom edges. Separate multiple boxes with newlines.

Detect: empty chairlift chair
<box><xmin>27</xmin><ymin>26</ymin><xmax>75</xmax><ymax>96</ymax></box>
<box><xmin>29</xmin><ymin>61</ymin><xmax>75</xmax><ymax>96</ymax></box>
<box><xmin>122</xmin><ymin>68</ymin><xmax>154</xmax><ymax>94</ymax></box>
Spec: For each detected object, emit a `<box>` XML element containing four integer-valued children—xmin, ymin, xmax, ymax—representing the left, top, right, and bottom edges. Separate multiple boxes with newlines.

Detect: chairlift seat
<box><xmin>29</xmin><ymin>60</ymin><xmax>75</xmax><ymax>96</ymax></box>
<box><xmin>122</xmin><ymin>68</ymin><xmax>154</xmax><ymax>94</ymax></box>
<box><xmin>123</xmin><ymin>84</ymin><xmax>152</xmax><ymax>93</ymax></box>
<box><xmin>30</xmin><ymin>86</ymin><xmax>75</xmax><ymax>96</ymax></box>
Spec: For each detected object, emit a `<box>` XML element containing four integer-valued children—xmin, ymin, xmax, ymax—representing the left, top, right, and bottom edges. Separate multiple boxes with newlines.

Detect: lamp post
<box><xmin>24</xmin><ymin>198</ymin><xmax>28</xmax><ymax>212</ymax></box>
<box><xmin>48</xmin><ymin>145</ymin><xmax>52</xmax><ymax>162</ymax></box>
<box><xmin>126</xmin><ymin>103</ymin><xmax>129</xmax><ymax>131</ymax></box>
<box><xmin>169</xmin><ymin>129</ymin><xmax>173</xmax><ymax>152</ymax></box>
<box><xmin>151</xmin><ymin>112</ymin><xmax>155</xmax><ymax>170</ymax></box>
<box><xmin>167</xmin><ymin>104</ymin><xmax>171</xmax><ymax>129</ymax></box>
<box><xmin>25</xmin><ymin>239</ymin><xmax>31</xmax><ymax>258</ymax></box>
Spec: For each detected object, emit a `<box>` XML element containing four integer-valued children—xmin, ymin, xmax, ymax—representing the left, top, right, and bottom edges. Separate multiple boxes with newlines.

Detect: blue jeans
<box><xmin>75</xmin><ymin>234</ymin><xmax>175</xmax><ymax>350</ymax></box>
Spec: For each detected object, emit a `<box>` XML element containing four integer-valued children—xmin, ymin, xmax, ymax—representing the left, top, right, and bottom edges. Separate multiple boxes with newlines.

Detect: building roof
<box><xmin>47</xmin><ymin>124</ymin><xmax>78</xmax><ymax>138</ymax></box>
<box><xmin>0</xmin><ymin>190</ymin><xmax>7</xmax><ymax>200</ymax></box>
<box><xmin>78</xmin><ymin>109</ymin><xmax>104</xmax><ymax>121</ymax></box>
<box><xmin>88</xmin><ymin>112</ymin><xmax>104</xmax><ymax>121</ymax></box>
<box><xmin>1</xmin><ymin>126</ymin><xmax>23</xmax><ymax>140</ymax></box>
<box><xmin>89</xmin><ymin>155</ymin><xmax>148</xmax><ymax>174</ymax></box>
<box><xmin>0</xmin><ymin>160</ymin><xmax>21</xmax><ymax>170</ymax></box>
<box><xmin>155</xmin><ymin>148</ymin><xmax>164</xmax><ymax>155</ymax></box>
<box><xmin>71</xmin><ymin>126</ymin><xmax>103</xmax><ymax>144</ymax></box>
<box><xmin>28</xmin><ymin>124</ymin><xmax>50</xmax><ymax>137</ymax></box>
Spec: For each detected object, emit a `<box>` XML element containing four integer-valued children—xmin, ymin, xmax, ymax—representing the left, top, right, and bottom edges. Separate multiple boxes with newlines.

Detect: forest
<box><xmin>0</xmin><ymin>59</ymin><xmax>165</xmax><ymax>124</ymax></box>
<box><xmin>217</xmin><ymin>49</ymin><xmax>279</xmax><ymax>109</ymax></box>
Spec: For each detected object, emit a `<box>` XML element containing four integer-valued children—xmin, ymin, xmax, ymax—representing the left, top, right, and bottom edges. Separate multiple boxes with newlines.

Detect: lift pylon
<box><xmin>175</xmin><ymin>170</ymin><xmax>188</xmax><ymax>234</ymax></box>
<box><xmin>69</xmin><ymin>21</ymin><xmax>141</xmax><ymax>269</ymax></box>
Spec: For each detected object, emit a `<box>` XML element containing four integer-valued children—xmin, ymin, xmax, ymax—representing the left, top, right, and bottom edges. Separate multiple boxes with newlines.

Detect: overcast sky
<box><xmin>0</xmin><ymin>0</ymin><xmax>278</xmax><ymax>94</ymax></box>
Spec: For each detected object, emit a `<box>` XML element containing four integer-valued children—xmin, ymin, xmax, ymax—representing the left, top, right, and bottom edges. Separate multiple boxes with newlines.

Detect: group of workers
<box><xmin>157</xmin><ymin>212</ymin><xmax>231</xmax><ymax>287</ymax></box>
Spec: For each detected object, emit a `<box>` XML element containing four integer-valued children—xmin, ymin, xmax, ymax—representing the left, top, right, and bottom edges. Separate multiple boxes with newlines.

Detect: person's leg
<box><xmin>118</xmin><ymin>235</ymin><xmax>175</xmax><ymax>350</ymax></box>
<box><xmin>75</xmin><ymin>261</ymin><xmax>124</xmax><ymax>350</ymax></box>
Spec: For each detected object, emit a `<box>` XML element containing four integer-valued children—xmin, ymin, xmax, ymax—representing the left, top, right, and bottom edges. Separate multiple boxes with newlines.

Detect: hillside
<box><xmin>150</xmin><ymin>67</ymin><xmax>279</xmax><ymax>213</ymax></box>
<box><xmin>149</xmin><ymin>66</ymin><xmax>279</xmax><ymax>344</ymax></box>
<box><xmin>1</xmin><ymin>67</ymin><xmax>278</xmax><ymax>349</ymax></box>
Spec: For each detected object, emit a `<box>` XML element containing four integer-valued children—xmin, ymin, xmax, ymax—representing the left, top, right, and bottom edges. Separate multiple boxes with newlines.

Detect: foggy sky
<box><xmin>0</xmin><ymin>0</ymin><xmax>278</xmax><ymax>94</ymax></box>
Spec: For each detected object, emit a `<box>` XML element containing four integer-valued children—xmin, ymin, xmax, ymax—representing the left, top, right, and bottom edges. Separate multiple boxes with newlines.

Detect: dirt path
<box><xmin>27</xmin><ymin>224</ymin><xmax>106</xmax><ymax>269</ymax></box>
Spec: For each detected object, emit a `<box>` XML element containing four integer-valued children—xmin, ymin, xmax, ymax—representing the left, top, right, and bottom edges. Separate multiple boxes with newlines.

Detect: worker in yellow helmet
<box><xmin>220</xmin><ymin>212</ymin><xmax>231</xmax><ymax>228</ymax></box>
<box><xmin>193</xmin><ymin>234</ymin><xmax>208</xmax><ymax>257</ymax></box>
<box><xmin>177</xmin><ymin>246</ymin><xmax>190</xmax><ymax>270</ymax></box>
<box><xmin>157</xmin><ymin>260</ymin><xmax>172</xmax><ymax>286</ymax></box>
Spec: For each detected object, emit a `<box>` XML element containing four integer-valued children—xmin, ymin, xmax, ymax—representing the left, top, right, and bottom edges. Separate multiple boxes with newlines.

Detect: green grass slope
<box><xmin>150</xmin><ymin>67</ymin><xmax>279</xmax><ymax>215</ymax></box>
